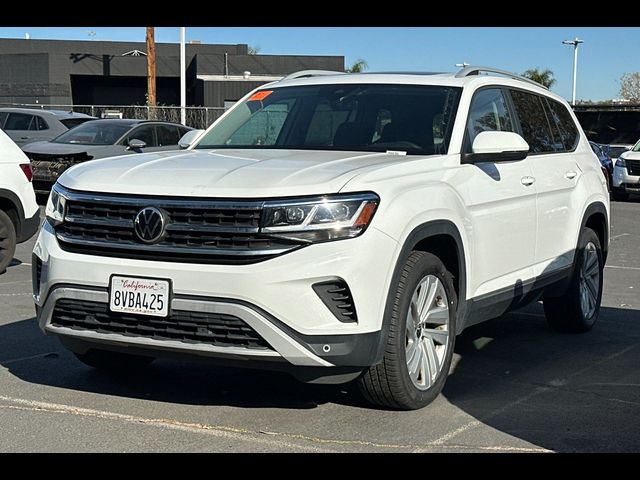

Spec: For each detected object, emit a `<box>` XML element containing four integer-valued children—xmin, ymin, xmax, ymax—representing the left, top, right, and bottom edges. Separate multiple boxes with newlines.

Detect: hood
<box><xmin>59</xmin><ymin>148</ymin><xmax>421</xmax><ymax>197</ymax></box>
<box><xmin>22</xmin><ymin>141</ymin><xmax>109</xmax><ymax>157</ymax></box>
<box><xmin>620</xmin><ymin>150</ymin><xmax>640</xmax><ymax>161</ymax></box>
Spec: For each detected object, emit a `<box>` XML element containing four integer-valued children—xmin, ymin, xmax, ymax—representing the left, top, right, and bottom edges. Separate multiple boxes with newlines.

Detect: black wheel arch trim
<box><xmin>373</xmin><ymin>220</ymin><xmax>468</xmax><ymax>365</ymax></box>
<box><xmin>580</xmin><ymin>201</ymin><xmax>608</xmax><ymax>264</ymax></box>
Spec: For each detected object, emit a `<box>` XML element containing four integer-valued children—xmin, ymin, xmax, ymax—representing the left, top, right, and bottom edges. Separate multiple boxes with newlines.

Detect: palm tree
<box><xmin>346</xmin><ymin>59</ymin><xmax>368</xmax><ymax>73</ymax></box>
<box><xmin>522</xmin><ymin>68</ymin><xmax>556</xmax><ymax>88</ymax></box>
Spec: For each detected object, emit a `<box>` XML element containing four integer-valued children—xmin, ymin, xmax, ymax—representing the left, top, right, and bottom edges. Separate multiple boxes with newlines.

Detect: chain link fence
<box><xmin>0</xmin><ymin>103</ymin><xmax>226</xmax><ymax>130</ymax></box>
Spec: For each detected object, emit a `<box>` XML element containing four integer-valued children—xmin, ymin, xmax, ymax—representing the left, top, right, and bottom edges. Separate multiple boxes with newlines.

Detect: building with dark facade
<box><xmin>0</xmin><ymin>38</ymin><xmax>344</xmax><ymax>108</ymax></box>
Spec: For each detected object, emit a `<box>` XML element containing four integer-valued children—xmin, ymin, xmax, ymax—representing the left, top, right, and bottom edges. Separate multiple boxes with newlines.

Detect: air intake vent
<box><xmin>313</xmin><ymin>280</ymin><xmax>357</xmax><ymax>323</ymax></box>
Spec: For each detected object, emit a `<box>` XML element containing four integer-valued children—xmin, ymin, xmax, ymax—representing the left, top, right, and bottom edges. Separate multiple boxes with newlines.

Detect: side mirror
<box><xmin>463</xmin><ymin>131</ymin><xmax>529</xmax><ymax>164</ymax></box>
<box><xmin>127</xmin><ymin>138</ymin><xmax>147</xmax><ymax>151</ymax></box>
<box><xmin>178</xmin><ymin>129</ymin><xmax>204</xmax><ymax>149</ymax></box>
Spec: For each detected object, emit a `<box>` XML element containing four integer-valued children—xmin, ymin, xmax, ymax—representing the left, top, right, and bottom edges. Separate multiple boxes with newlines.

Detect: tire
<box><xmin>612</xmin><ymin>189</ymin><xmax>629</xmax><ymax>202</ymax></box>
<box><xmin>358</xmin><ymin>251</ymin><xmax>457</xmax><ymax>410</ymax></box>
<box><xmin>543</xmin><ymin>227</ymin><xmax>603</xmax><ymax>333</ymax></box>
<box><xmin>74</xmin><ymin>349</ymin><xmax>155</xmax><ymax>371</ymax></box>
<box><xmin>0</xmin><ymin>210</ymin><xmax>17</xmax><ymax>274</ymax></box>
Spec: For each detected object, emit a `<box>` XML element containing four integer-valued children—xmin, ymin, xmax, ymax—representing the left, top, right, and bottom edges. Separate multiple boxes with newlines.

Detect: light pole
<box><xmin>180</xmin><ymin>27</ymin><xmax>186</xmax><ymax>126</ymax></box>
<box><xmin>455</xmin><ymin>62</ymin><xmax>469</xmax><ymax>68</ymax></box>
<box><xmin>562</xmin><ymin>37</ymin><xmax>583</xmax><ymax>105</ymax></box>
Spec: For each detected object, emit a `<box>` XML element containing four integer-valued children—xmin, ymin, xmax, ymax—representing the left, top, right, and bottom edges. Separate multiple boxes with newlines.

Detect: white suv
<box><xmin>612</xmin><ymin>141</ymin><xmax>640</xmax><ymax>201</ymax></box>
<box><xmin>33</xmin><ymin>67</ymin><xmax>609</xmax><ymax>410</ymax></box>
<box><xmin>0</xmin><ymin>129</ymin><xmax>39</xmax><ymax>273</ymax></box>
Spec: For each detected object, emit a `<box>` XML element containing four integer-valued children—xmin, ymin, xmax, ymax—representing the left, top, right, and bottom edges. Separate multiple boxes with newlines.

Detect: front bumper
<box><xmin>612</xmin><ymin>165</ymin><xmax>640</xmax><ymax>192</ymax></box>
<box><xmin>33</xmin><ymin>220</ymin><xmax>399</xmax><ymax>370</ymax></box>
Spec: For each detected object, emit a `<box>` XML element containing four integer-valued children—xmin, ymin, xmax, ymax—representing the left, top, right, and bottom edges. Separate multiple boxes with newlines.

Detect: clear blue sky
<box><xmin>2</xmin><ymin>27</ymin><xmax>638</xmax><ymax>101</ymax></box>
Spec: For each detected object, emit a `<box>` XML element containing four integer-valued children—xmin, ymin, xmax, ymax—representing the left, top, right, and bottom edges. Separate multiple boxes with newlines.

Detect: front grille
<box><xmin>28</xmin><ymin>153</ymin><xmax>91</xmax><ymax>189</ymax></box>
<box><xmin>55</xmin><ymin>189</ymin><xmax>304</xmax><ymax>264</ymax></box>
<box><xmin>626</xmin><ymin>159</ymin><xmax>640</xmax><ymax>176</ymax></box>
<box><xmin>51</xmin><ymin>298</ymin><xmax>273</xmax><ymax>350</ymax></box>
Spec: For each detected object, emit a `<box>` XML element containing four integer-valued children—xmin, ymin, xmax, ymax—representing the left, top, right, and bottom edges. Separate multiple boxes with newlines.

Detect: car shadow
<box><xmin>0</xmin><ymin>316</ymin><xmax>364</xmax><ymax>410</ymax></box>
<box><xmin>1</xmin><ymin>304</ymin><xmax>638</xmax><ymax>449</ymax></box>
<box><xmin>443</xmin><ymin>302</ymin><xmax>640</xmax><ymax>452</ymax></box>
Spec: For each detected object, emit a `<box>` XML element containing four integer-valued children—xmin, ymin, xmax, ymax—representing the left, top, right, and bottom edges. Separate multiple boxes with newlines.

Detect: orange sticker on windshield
<box><xmin>248</xmin><ymin>90</ymin><xmax>273</xmax><ymax>102</ymax></box>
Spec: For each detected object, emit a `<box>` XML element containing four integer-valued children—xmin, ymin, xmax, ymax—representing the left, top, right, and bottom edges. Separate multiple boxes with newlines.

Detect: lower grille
<box><xmin>626</xmin><ymin>159</ymin><xmax>640</xmax><ymax>176</ymax></box>
<box><xmin>51</xmin><ymin>298</ymin><xmax>273</xmax><ymax>350</ymax></box>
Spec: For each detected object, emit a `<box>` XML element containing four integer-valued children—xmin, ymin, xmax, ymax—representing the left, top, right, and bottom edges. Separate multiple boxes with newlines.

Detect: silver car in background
<box><xmin>22</xmin><ymin>119</ymin><xmax>192</xmax><ymax>195</ymax></box>
<box><xmin>0</xmin><ymin>108</ymin><xmax>96</xmax><ymax>146</ymax></box>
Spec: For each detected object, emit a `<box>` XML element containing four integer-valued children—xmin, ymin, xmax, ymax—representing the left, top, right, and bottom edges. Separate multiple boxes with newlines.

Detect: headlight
<box><xmin>261</xmin><ymin>192</ymin><xmax>379</xmax><ymax>242</ymax></box>
<box><xmin>616</xmin><ymin>157</ymin><xmax>626</xmax><ymax>168</ymax></box>
<box><xmin>45</xmin><ymin>184</ymin><xmax>67</xmax><ymax>226</ymax></box>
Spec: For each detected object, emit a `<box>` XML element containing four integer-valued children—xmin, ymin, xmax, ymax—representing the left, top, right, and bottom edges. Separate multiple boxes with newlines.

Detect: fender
<box><xmin>371</xmin><ymin>220</ymin><xmax>468</xmax><ymax>365</ymax></box>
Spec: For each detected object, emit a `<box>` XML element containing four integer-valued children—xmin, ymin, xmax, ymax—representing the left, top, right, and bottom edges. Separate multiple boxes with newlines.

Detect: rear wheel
<box><xmin>74</xmin><ymin>349</ymin><xmax>154</xmax><ymax>371</ymax></box>
<box><xmin>358</xmin><ymin>251</ymin><xmax>456</xmax><ymax>410</ymax></box>
<box><xmin>543</xmin><ymin>227</ymin><xmax>603</xmax><ymax>333</ymax></box>
<box><xmin>0</xmin><ymin>210</ymin><xmax>17</xmax><ymax>274</ymax></box>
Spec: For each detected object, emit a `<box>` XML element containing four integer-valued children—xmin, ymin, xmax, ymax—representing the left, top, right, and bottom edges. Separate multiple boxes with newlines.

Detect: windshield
<box><xmin>195</xmin><ymin>84</ymin><xmax>461</xmax><ymax>155</ymax></box>
<box><xmin>52</xmin><ymin>121</ymin><xmax>131</xmax><ymax>145</ymax></box>
<box><xmin>609</xmin><ymin>146</ymin><xmax>631</xmax><ymax>158</ymax></box>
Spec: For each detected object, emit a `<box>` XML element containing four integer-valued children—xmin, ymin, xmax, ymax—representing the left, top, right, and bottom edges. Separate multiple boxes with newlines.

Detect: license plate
<box><xmin>109</xmin><ymin>276</ymin><xmax>170</xmax><ymax>317</ymax></box>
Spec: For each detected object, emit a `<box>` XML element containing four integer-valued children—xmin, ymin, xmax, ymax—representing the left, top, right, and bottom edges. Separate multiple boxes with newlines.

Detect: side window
<box><xmin>466</xmin><ymin>88</ymin><xmax>514</xmax><ymax>149</ymax></box>
<box><xmin>547</xmin><ymin>99</ymin><xmax>580</xmax><ymax>151</ymax></box>
<box><xmin>36</xmin><ymin>116</ymin><xmax>49</xmax><ymax>131</ymax></box>
<box><xmin>4</xmin><ymin>113</ymin><xmax>34</xmax><ymax>131</ymax></box>
<box><xmin>0</xmin><ymin>112</ymin><xmax>8</xmax><ymax>128</ymax></box>
<box><xmin>510</xmin><ymin>90</ymin><xmax>558</xmax><ymax>154</ymax></box>
<box><xmin>178</xmin><ymin>127</ymin><xmax>190</xmax><ymax>138</ymax></box>
<box><xmin>156</xmin><ymin>125</ymin><xmax>180</xmax><ymax>146</ymax></box>
<box><xmin>126</xmin><ymin>125</ymin><xmax>156</xmax><ymax>147</ymax></box>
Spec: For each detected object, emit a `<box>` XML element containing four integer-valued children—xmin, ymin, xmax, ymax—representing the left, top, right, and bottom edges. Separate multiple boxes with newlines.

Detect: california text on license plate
<box><xmin>109</xmin><ymin>276</ymin><xmax>170</xmax><ymax>317</ymax></box>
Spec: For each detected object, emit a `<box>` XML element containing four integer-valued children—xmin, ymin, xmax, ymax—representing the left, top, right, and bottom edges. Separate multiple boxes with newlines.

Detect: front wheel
<box><xmin>543</xmin><ymin>227</ymin><xmax>603</xmax><ymax>333</ymax></box>
<box><xmin>358</xmin><ymin>251</ymin><xmax>457</xmax><ymax>410</ymax></box>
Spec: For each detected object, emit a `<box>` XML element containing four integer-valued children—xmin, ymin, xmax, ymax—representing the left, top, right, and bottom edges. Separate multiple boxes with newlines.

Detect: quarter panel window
<box><xmin>466</xmin><ymin>88</ymin><xmax>515</xmax><ymax>148</ymax></box>
<box><xmin>36</xmin><ymin>116</ymin><xmax>49</xmax><ymax>131</ymax></box>
<box><xmin>547</xmin><ymin>99</ymin><xmax>580</xmax><ymax>151</ymax></box>
<box><xmin>0</xmin><ymin>112</ymin><xmax>8</xmax><ymax>128</ymax></box>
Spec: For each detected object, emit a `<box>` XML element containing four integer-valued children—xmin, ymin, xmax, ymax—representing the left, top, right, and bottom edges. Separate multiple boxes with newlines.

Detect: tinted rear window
<box><xmin>510</xmin><ymin>90</ymin><xmax>562</xmax><ymax>153</ymax></box>
<box><xmin>60</xmin><ymin>118</ymin><xmax>93</xmax><ymax>130</ymax></box>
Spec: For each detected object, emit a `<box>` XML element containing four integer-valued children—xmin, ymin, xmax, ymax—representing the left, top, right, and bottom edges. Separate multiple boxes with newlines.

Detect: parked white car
<box><xmin>612</xmin><ymin>141</ymin><xmax>640</xmax><ymax>201</ymax></box>
<box><xmin>33</xmin><ymin>67</ymin><xmax>609</xmax><ymax>409</ymax></box>
<box><xmin>0</xmin><ymin>129</ymin><xmax>39</xmax><ymax>273</ymax></box>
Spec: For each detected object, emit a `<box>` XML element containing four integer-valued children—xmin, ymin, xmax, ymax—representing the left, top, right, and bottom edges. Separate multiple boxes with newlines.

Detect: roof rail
<box><xmin>279</xmin><ymin>70</ymin><xmax>346</xmax><ymax>82</ymax></box>
<box><xmin>455</xmin><ymin>66</ymin><xmax>548</xmax><ymax>90</ymax></box>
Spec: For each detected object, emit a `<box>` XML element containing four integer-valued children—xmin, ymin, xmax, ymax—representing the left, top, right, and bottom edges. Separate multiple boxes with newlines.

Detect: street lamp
<box><xmin>562</xmin><ymin>37</ymin><xmax>584</xmax><ymax>105</ymax></box>
<box><xmin>455</xmin><ymin>62</ymin><xmax>470</xmax><ymax>68</ymax></box>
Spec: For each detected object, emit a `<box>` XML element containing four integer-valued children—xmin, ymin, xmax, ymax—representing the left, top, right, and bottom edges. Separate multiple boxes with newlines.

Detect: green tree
<box><xmin>247</xmin><ymin>45</ymin><xmax>261</xmax><ymax>55</ymax></box>
<box><xmin>522</xmin><ymin>68</ymin><xmax>556</xmax><ymax>88</ymax></box>
<box><xmin>619</xmin><ymin>72</ymin><xmax>640</xmax><ymax>102</ymax></box>
<box><xmin>346</xmin><ymin>58</ymin><xmax>368</xmax><ymax>73</ymax></box>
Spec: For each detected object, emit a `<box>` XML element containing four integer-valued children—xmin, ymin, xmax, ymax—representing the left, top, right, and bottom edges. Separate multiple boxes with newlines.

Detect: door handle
<box><xmin>565</xmin><ymin>171</ymin><xmax>578</xmax><ymax>179</ymax></box>
<box><xmin>521</xmin><ymin>176</ymin><xmax>536</xmax><ymax>186</ymax></box>
<box><xmin>20</xmin><ymin>136</ymin><xmax>29</xmax><ymax>140</ymax></box>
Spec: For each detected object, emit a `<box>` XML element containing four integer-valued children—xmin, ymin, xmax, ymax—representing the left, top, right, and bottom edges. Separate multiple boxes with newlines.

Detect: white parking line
<box><xmin>605</xmin><ymin>265</ymin><xmax>640</xmax><ymax>271</ymax></box>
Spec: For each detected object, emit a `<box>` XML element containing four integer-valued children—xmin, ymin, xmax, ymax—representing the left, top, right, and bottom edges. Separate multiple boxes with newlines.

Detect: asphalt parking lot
<box><xmin>1</xmin><ymin>200</ymin><xmax>639</xmax><ymax>452</ymax></box>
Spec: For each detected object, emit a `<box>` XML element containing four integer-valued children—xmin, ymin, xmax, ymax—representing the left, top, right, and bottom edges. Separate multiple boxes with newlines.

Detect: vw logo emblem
<box><xmin>134</xmin><ymin>207</ymin><xmax>165</xmax><ymax>244</ymax></box>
